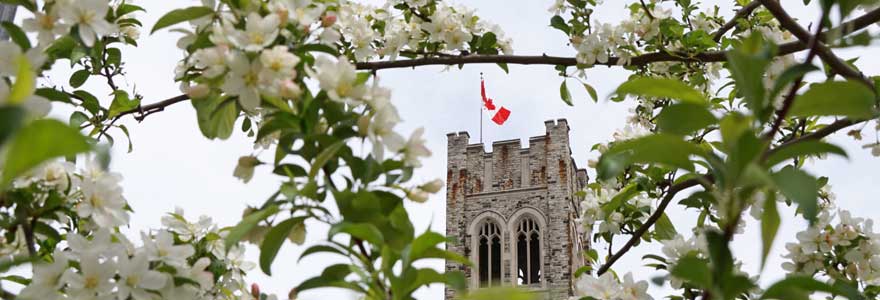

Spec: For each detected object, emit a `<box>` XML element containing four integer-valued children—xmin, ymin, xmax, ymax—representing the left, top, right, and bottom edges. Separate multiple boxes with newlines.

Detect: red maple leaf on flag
<box><xmin>481</xmin><ymin>76</ymin><xmax>509</xmax><ymax>125</ymax></box>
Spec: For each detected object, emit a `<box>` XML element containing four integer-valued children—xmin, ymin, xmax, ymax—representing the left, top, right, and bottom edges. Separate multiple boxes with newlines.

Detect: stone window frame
<box><xmin>507</xmin><ymin>207</ymin><xmax>547</xmax><ymax>289</ymax></box>
<box><xmin>468</xmin><ymin>211</ymin><xmax>507</xmax><ymax>288</ymax></box>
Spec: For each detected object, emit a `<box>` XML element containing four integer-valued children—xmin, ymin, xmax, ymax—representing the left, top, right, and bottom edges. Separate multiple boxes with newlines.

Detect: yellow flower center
<box><xmin>84</xmin><ymin>276</ymin><xmax>99</xmax><ymax>289</ymax></box>
<box><xmin>126</xmin><ymin>275</ymin><xmax>140</xmax><ymax>286</ymax></box>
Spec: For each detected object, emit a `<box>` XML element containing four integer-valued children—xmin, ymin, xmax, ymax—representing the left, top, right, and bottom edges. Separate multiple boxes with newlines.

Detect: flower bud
<box><xmin>407</xmin><ymin>188</ymin><xmax>429</xmax><ymax>203</ymax></box>
<box><xmin>322</xmin><ymin>14</ymin><xmax>337</xmax><ymax>27</ymax></box>
<box><xmin>280</xmin><ymin>79</ymin><xmax>302</xmax><ymax>99</ymax></box>
<box><xmin>234</xmin><ymin>156</ymin><xmax>260</xmax><ymax>183</ymax></box>
<box><xmin>357</xmin><ymin>115</ymin><xmax>371</xmax><ymax>137</ymax></box>
<box><xmin>419</xmin><ymin>179</ymin><xmax>444</xmax><ymax>193</ymax></box>
<box><xmin>251</xmin><ymin>283</ymin><xmax>261</xmax><ymax>297</ymax></box>
<box><xmin>184</xmin><ymin>84</ymin><xmax>210</xmax><ymax>99</ymax></box>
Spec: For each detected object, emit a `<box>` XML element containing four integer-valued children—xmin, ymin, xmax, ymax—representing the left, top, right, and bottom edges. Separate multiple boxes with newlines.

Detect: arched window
<box><xmin>515</xmin><ymin>217</ymin><xmax>541</xmax><ymax>285</ymax></box>
<box><xmin>477</xmin><ymin>221</ymin><xmax>502</xmax><ymax>287</ymax></box>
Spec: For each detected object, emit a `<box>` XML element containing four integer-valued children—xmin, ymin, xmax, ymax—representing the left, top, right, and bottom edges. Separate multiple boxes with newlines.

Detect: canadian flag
<box><xmin>481</xmin><ymin>77</ymin><xmax>510</xmax><ymax>125</ymax></box>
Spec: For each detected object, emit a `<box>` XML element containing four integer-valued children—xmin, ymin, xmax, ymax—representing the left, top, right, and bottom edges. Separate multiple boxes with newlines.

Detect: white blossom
<box><xmin>56</xmin><ymin>0</ymin><xmax>115</xmax><ymax>47</ymax></box>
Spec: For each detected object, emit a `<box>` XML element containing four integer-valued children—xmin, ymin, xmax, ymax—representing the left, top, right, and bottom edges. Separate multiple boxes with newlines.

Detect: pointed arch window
<box><xmin>516</xmin><ymin>217</ymin><xmax>541</xmax><ymax>285</ymax></box>
<box><xmin>477</xmin><ymin>221</ymin><xmax>502</xmax><ymax>287</ymax></box>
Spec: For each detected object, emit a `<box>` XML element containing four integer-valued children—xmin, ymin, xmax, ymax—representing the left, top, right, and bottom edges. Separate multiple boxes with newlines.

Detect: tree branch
<box><xmin>103</xmin><ymin>7</ymin><xmax>880</xmax><ymax>126</ymax></box>
<box><xmin>595</xmin><ymin>177</ymin><xmax>705</xmax><ymax>276</ymax></box>
<box><xmin>762</xmin><ymin>0</ymin><xmax>873</xmax><ymax>88</ymax></box>
<box><xmin>712</xmin><ymin>1</ymin><xmax>763</xmax><ymax>42</ymax></box>
<box><xmin>761</xmin><ymin>0</ymin><xmax>828</xmax><ymax>141</ymax></box>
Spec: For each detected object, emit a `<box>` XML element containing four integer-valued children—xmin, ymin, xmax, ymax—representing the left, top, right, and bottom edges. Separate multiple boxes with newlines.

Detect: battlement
<box><xmin>445</xmin><ymin>118</ymin><xmax>586</xmax><ymax>196</ymax></box>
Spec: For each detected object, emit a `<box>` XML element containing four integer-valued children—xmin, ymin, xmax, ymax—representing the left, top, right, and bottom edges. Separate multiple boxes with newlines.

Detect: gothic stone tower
<box><xmin>445</xmin><ymin>119</ymin><xmax>589</xmax><ymax>300</ymax></box>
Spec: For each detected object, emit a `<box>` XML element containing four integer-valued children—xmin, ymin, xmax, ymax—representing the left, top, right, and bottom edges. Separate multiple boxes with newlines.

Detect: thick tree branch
<box><xmin>712</xmin><ymin>1</ymin><xmax>763</xmax><ymax>42</ymax></box>
<box><xmin>105</xmin><ymin>7</ymin><xmax>880</xmax><ymax>126</ymax></box>
<box><xmin>762</xmin><ymin>0</ymin><xmax>873</xmax><ymax>88</ymax></box>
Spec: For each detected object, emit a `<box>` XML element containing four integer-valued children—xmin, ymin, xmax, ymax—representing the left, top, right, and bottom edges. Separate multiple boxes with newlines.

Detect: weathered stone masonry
<box><xmin>445</xmin><ymin>119</ymin><xmax>590</xmax><ymax>300</ymax></box>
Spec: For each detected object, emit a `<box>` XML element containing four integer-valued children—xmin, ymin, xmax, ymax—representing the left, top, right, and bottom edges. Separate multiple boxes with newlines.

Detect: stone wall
<box><xmin>445</xmin><ymin>119</ymin><xmax>589</xmax><ymax>300</ymax></box>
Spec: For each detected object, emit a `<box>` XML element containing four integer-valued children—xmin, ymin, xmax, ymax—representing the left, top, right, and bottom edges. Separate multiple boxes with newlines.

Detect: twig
<box><xmin>596</xmin><ymin>178</ymin><xmax>705</xmax><ymax>275</ymax></box>
<box><xmin>712</xmin><ymin>1</ymin><xmax>763</xmax><ymax>42</ymax></box>
<box><xmin>760</xmin><ymin>0</ymin><xmax>828</xmax><ymax>142</ymax></box>
<box><xmin>639</xmin><ymin>0</ymin><xmax>655</xmax><ymax>20</ymax></box>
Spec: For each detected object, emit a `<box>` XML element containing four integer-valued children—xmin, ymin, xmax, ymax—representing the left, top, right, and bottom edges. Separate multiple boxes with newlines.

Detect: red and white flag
<box><xmin>481</xmin><ymin>77</ymin><xmax>510</xmax><ymax>125</ymax></box>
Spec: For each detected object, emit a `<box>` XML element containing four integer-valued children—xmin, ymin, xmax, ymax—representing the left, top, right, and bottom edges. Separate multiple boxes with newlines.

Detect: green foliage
<box><xmin>656</xmin><ymin>103</ymin><xmax>718</xmax><ymax>135</ymax></box>
<box><xmin>192</xmin><ymin>95</ymin><xmax>239</xmax><ymax>140</ymax></box>
<box><xmin>560</xmin><ymin>80</ymin><xmax>574</xmax><ymax>106</ymax></box>
<box><xmin>771</xmin><ymin>166</ymin><xmax>819</xmax><ymax>224</ymax></box>
<box><xmin>1</xmin><ymin>119</ymin><xmax>91</xmax><ymax>187</ymax></box>
<box><xmin>790</xmin><ymin>80</ymin><xmax>877</xmax><ymax>119</ymax></box>
<box><xmin>224</xmin><ymin>205</ymin><xmax>280</xmax><ymax>251</ymax></box>
<box><xmin>597</xmin><ymin>134</ymin><xmax>704</xmax><ymax>180</ymax></box>
<box><xmin>726</xmin><ymin>34</ymin><xmax>773</xmax><ymax>122</ymax></box>
<box><xmin>108</xmin><ymin>91</ymin><xmax>141</xmax><ymax>118</ymax></box>
<box><xmin>615</xmin><ymin>77</ymin><xmax>707</xmax><ymax>104</ymax></box>
<box><xmin>760</xmin><ymin>193</ymin><xmax>780</xmax><ymax>270</ymax></box>
<box><xmin>260</xmin><ymin>217</ymin><xmax>306</xmax><ymax>275</ymax></box>
<box><xmin>150</xmin><ymin>7</ymin><xmax>215</xmax><ymax>33</ymax></box>
<box><xmin>765</xmin><ymin>140</ymin><xmax>848</xmax><ymax>167</ymax></box>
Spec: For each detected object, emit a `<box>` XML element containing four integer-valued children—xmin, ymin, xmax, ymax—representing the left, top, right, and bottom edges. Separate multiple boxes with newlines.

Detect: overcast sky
<box><xmin>29</xmin><ymin>0</ymin><xmax>880</xmax><ymax>299</ymax></box>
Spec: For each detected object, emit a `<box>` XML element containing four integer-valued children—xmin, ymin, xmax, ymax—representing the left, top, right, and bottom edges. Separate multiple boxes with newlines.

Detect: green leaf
<box><xmin>260</xmin><ymin>217</ymin><xmax>305</xmax><ymax>275</ymax></box>
<box><xmin>105</xmin><ymin>48</ymin><xmax>122</xmax><ymax>66</ymax></box>
<box><xmin>559</xmin><ymin>80</ymin><xmax>573</xmax><ymax>106</ymax></box>
<box><xmin>405</xmin><ymin>231</ymin><xmax>447</xmax><ymax>265</ymax></box>
<box><xmin>726</xmin><ymin>34</ymin><xmax>771</xmax><ymax>121</ymax></box>
<box><xmin>193</xmin><ymin>95</ymin><xmax>239</xmax><ymax>140</ymax></box>
<box><xmin>654</xmin><ymin>213</ymin><xmax>677</xmax><ymax>240</ymax></box>
<box><xmin>309</xmin><ymin>140</ymin><xmax>344</xmax><ymax>178</ymax></box>
<box><xmin>582</xmin><ymin>82</ymin><xmax>598</xmax><ymax>102</ymax></box>
<box><xmin>299</xmin><ymin>244</ymin><xmax>347</xmax><ymax>262</ymax></box>
<box><xmin>328</xmin><ymin>222</ymin><xmax>384</xmax><ymax>245</ymax></box>
<box><xmin>116</xmin><ymin>3</ymin><xmax>146</xmax><ymax>16</ymax></box>
<box><xmin>35</xmin><ymin>88</ymin><xmax>72</xmax><ymax>104</ymax></box>
<box><xmin>761</xmin><ymin>276</ymin><xmax>838</xmax><ymax>300</ymax></box>
<box><xmin>2</xmin><ymin>119</ymin><xmax>91</xmax><ymax>187</ymax></box>
<box><xmin>1</xmin><ymin>22</ymin><xmax>30</xmax><ymax>50</ymax></box>
<box><xmin>670</xmin><ymin>255</ymin><xmax>712</xmax><ymax>289</ymax></box>
<box><xmin>69</xmin><ymin>70</ymin><xmax>90</xmax><ymax>89</ymax></box>
<box><xmin>550</xmin><ymin>15</ymin><xmax>570</xmax><ymax>34</ymax></box>
<box><xmin>760</xmin><ymin>194</ymin><xmax>780</xmax><ymax>270</ymax></box>
<box><xmin>108</xmin><ymin>90</ymin><xmax>141</xmax><ymax>118</ymax></box>
<box><xmin>790</xmin><ymin>80</ymin><xmax>876</xmax><ymax>119</ymax></box>
<box><xmin>224</xmin><ymin>205</ymin><xmax>279</xmax><ymax>251</ymax></box>
<box><xmin>9</xmin><ymin>54</ymin><xmax>35</xmax><ymax>105</ymax></box>
<box><xmin>765</xmin><ymin>140</ymin><xmax>848</xmax><ymax>167</ymax></box>
<box><xmin>150</xmin><ymin>6</ymin><xmax>215</xmax><ymax>34</ymax></box>
<box><xmin>615</xmin><ymin>77</ymin><xmax>707</xmax><ymax>104</ymax></box>
<box><xmin>657</xmin><ymin>103</ymin><xmax>718</xmax><ymax>135</ymax></box>
<box><xmin>597</xmin><ymin>133</ymin><xmax>704</xmax><ymax>180</ymax></box>
<box><xmin>0</xmin><ymin>106</ymin><xmax>25</xmax><ymax>148</ymax></box>
<box><xmin>769</xmin><ymin>64</ymin><xmax>818</xmax><ymax>101</ymax></box>
<box><xmin>771</xmin><ymin>166</ymin><xmax>818</xmax><ymax>224</ymax></box>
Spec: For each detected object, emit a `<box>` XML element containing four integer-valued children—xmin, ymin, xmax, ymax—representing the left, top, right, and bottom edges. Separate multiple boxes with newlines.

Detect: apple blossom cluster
<box><xmin>6</xmin><ymin>161</ymin><xmax>271</xmax><ymax>300</ymax></box>
<box><xmin>578</xmin><ymin>185</ymin><xmax>653</xmax><ymax>239</ymax></box>
<box><xmin>328</xmin><ymin>0</ymin><xmax>513</xmax><ymax>61</ymax></box>
<box><xmin>571</xmin><ymin>272</ymin><xmax>652</xmax><ymax>300</ymax></box>
<box><xmin>12</xmin><ymin>159</ymin><xmax>130</xmax><ymax>229</ymax></box>
<box><xmin>782</xmin><ymin>208</ymin><xmax>880</xmax><ymax>287</ymax></box>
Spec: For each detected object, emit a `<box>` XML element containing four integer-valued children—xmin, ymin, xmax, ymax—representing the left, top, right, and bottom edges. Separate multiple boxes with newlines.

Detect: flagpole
<box><xmin>479</xmin><ymin>73</ymin><xmax>483</xmax><ymax>144</ymax></box>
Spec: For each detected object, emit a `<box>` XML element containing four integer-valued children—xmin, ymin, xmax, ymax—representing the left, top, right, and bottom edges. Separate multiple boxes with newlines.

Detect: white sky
<box><xmin>26</xmin><ymin>0</ymin><xmax>880</xmax><ymax>299</ymax></box>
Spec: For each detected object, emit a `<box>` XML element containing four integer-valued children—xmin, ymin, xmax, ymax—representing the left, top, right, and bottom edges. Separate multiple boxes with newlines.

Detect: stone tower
<box><xmin>445</xmin><ymin>119</ymin><xmax>589</xmax><ymax>300</ymax></box>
